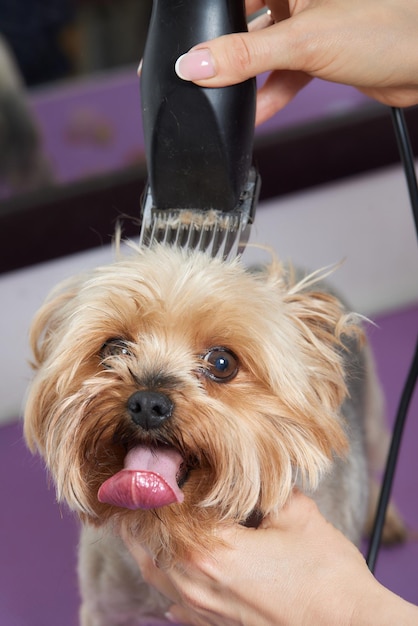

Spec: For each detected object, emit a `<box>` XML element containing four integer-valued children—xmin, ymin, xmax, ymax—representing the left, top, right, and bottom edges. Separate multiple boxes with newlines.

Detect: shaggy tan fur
<box><xmin>24</xmin><ymin>244</ymin><xmax>404</xmax><ymax>625</ymax></box>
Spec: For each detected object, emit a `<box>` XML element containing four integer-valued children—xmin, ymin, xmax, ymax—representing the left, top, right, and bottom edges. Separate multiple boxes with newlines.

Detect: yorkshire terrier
<box><xmin>24</xmin><ymin>244</ymin><xmax>405</xmax><ymax>625</ymax></box>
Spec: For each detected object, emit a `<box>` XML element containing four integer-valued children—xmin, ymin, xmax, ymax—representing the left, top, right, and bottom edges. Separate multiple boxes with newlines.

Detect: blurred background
<box><xmin>0</xmin><ymin>0</ymin><xmax>152</xmax><ymax>199</ymax></box>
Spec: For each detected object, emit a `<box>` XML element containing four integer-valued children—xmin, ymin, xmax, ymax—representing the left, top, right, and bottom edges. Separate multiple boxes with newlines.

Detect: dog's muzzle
<box><xmin>97</xmin><ymin>389</ymin><xmax>187</xmax><ymax>510</ymax></box>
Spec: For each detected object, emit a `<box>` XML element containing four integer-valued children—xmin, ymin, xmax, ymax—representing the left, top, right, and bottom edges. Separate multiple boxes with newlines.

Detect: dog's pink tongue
<box><xmin>98</xmin><ymin>446</ymin><xmax>184</xmax><ymax>510</ymax></box>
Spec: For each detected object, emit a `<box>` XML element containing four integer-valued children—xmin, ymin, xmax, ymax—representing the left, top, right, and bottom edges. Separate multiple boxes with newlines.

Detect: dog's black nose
<box><xmin>127</xmin><ymin>390</ymin><xmax>173</xmax><ymax>430</ymax></box>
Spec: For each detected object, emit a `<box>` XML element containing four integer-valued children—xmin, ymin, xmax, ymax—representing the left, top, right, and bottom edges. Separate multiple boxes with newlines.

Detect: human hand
<box><xmin>175</xmin><ymin>0</ymin><xmax>418</xmax><ymax>125</ymax></box>
<box><xmin>123</xmin><ymin>491</ymin><xmax>417</xmax><ymax>626</ymax></box>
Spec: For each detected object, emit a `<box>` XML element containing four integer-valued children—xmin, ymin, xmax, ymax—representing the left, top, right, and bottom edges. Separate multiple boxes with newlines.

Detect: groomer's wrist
<box><xmin>351</xmin><ymin>578</ymin><xmax>418</xmax><ymax>625</ymax></box>
<box><xmin>308</xmin><ymin>571</ymin><xmax>394</xmax><ymax>626</ymax></box>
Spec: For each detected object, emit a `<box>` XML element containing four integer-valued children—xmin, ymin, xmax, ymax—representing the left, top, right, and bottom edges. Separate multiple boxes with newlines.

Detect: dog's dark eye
<box><xmin>202</xmin><ymin>347</ymin><xmax>238</xmax><ymax>383</ymax></box>
<box><xmin>100</xmin><ymin>338</ymin><xmax>132</xmax><ymax>364</ymax></box>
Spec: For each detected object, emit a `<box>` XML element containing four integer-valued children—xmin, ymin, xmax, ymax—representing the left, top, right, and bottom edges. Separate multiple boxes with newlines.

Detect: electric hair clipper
<box><xmin>139</xmin><ymin>0</ymin><xmax>260</xmax><ymax>259</ymax></box>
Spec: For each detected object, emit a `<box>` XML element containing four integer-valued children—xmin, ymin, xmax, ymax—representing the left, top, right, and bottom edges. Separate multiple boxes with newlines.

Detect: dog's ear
<box><xmin>29</xmin><ymin>278</ymin><xmax>81</xmax><ymax>369</ymax></box>
<box><xmin>282</xmin><ymin>269</ymin><xmax>364</xmax><ymax>411</ymax></box>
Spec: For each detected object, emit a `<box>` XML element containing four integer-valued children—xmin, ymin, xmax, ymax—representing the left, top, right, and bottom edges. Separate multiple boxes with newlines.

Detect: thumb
<box><xmin>175</xmin><ymin>21</ymin><xmax>300</xmax><ymax>87</ymax></box>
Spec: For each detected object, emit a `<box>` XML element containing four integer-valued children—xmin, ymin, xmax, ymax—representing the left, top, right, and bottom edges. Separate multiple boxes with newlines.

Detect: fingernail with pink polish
<box><xmin>175</xmin><ymin>48</ymin><xmax>216</xmax><ymax>81</ymax></box>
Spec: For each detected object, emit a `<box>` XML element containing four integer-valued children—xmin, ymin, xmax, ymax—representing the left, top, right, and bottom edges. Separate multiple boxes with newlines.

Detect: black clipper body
<box><xmin>139</xmin><ymin>0</ymin><xmax>260</xmax><ymax>259</ymax></box>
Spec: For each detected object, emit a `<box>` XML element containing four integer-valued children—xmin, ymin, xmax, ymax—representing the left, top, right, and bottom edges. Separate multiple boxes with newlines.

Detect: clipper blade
<box><xmin>139</xmin><ymin>167</ymin><xmax>260</xmax><ymax>261</ymax></box>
